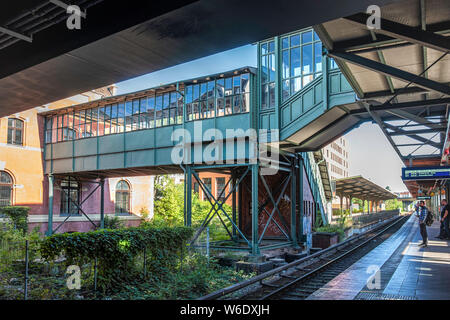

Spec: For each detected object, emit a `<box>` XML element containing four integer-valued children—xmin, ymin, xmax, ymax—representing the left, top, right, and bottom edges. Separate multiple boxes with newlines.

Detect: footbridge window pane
<box><xmin>125</xmin><ymin>101</ymin><xmax>133</xmax><ymax>132</ymax></box>
<box><xmin>278</xmin><ymin>28</ymin><xmax>323</xmax><ymax>102</ymax></box>
<box><xmin>147</xmin><ymin>97</ymin><xmax>155</xmax><ymax>128</ymax></box>
<box><xmin>260</xmin><ymin>40</ymin><xmax>275</xmax><ymax>109</ymax></box>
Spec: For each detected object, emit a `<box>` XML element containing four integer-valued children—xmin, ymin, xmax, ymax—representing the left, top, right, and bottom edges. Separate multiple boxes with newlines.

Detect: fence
<box><xmin>351</xmin><ymin>209</ymin><xmax>400</xmax><ymax>228</ymax></box>
<box><xmin>0</xmin><ymin>238</ymin><xmax>187</xmax><ymax>300</ymax></box>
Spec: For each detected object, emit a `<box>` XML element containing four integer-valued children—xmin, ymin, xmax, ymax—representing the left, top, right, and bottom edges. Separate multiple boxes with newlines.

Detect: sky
<box><xmin>115</xmin><ymin>44</ymin><xmax>408</xmax><ymax>193</ymax></box>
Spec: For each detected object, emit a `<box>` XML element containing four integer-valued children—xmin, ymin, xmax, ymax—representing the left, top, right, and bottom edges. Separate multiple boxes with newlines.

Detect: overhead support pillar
<box><xmin>47</xmin><ymin>174</ymin><xmax>54</xmax><ymax>236</ymax></box>
<box><xmin>231</xmin><ymin>170</ymin><xmax>237</xmax><ymax>239</ymax></box>
<box><xmin>251</xmin><ymin>164</ymin><xmax>260</xmax><ymax>257</ymax></box>
<box><xmin>185</xmin><ymin>166</ymin><xmax>192</xmax><ymax>227</ymax></box>
<box><xmin>100</xmin><ymin>178</ymin><xmax>105</xmax><ymax>229</ymax></box>
<box><xmin>298</xmin><ymin>155</ymin><xmax>304</xmax><ymax>244</ymax></box>
<box><xmin>291</xmin><ymin>156</ymin><xmax>298</xmax><ymax>248</ymax></box>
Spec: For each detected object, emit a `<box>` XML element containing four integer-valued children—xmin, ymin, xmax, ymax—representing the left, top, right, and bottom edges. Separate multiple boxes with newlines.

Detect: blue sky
<box><xmin>115</xmin><ymin>44</ymin><xmax>408</xmax><ymax>192</ymax></box>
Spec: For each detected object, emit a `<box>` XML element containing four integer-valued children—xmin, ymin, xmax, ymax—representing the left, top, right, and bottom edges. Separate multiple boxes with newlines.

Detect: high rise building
<box><xmin>322</xmin><ymin>137</ymin><xmax>350</xmax><ymax>181</ymax></box>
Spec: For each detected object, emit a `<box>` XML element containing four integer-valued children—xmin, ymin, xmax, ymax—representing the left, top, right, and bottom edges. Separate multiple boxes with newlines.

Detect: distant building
<box><xmin>322</xmin><ymin>137</ymin><xmax>350</xmax><ymax>180</ymax></box>
<box><xmin>0</xmin><ymin>86</ymin><xmax>153</xmax><ymax>233</ymax></box>
<box><xmin>322</xmin><ymin>137</ymin><xmax>350</xmax><ymax>210</ymax></box>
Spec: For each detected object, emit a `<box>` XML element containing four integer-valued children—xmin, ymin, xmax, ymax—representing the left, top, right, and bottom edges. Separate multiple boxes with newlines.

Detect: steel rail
<box><xmin>259</xmin><ymin>215</ymin><xmax>408</xmax><ymax>300</ymax></box>
<box><xmin>198</xmin><ymin>214</ymin><xmax>407</xmax><ymax>300</ymax></box>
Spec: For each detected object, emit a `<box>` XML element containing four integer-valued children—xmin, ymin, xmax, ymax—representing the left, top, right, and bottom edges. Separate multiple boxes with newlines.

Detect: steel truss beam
<box><xmin>186</xmin><ymin>157</ymin><xmax>300</xmax><ymax>255</ymax></box>
<box><xmin>328</xmin><ymin>51</ymin><xmax>450</xmax><ymax>96</ymax></box>
<box><xmin>344</xmin><ymin>13</ymin><xmax>450</xmax><ymax>53</ymax></box>
<box><xmin>350</xmin><ymin>97</ymin><xmax>450</xmax><ymax>115</ymax></box>
<box><xmin>189</xmin><ymin>166</ymin><xmax>251</xmax><ymax>248</ymax></box>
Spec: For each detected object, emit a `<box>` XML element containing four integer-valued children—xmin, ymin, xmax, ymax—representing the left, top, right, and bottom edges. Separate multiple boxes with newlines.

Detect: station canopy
<box><xmin>310</xmin><ymin>0</ymin><xmax>449</xmax><ymax>165</ymax></box>
<box><xmin>334</xmin><ymin>176</ymin><xmax>398</xmax><ymax>201</ymax></box>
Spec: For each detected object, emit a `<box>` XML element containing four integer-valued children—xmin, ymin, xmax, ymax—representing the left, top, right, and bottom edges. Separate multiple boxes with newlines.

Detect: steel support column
<box><xmin>291</xmin><ymin>156</ymin><xmax>298</xmax><ymax>247</ymax></box>
<box><xmin>100</xmin><ymin>178</ymin><xmax>105</xmax><ymax>229</ymax></box>
<box><xmin>251</xmin><ymin>163</ymin><xmax>260</xmax><ymax>257</ymax></box>
<box><xmin>298</xmin><ymin>155</ymin><xmax>304</xmax><ymax>243</ymax></box>
<box><xmin>231</xmin><ymin>170</ymin><xmax>237</xmax><ymax>239</ymax></box>
<box><xmin>47</xmin><ymin>174</ymin><xmax>54</xmax><ymax>236</ymax></box>
<box><xmin>185</xmin><ymin>166</ymin><xmax>192</xmax><ymax>227</ymax></box>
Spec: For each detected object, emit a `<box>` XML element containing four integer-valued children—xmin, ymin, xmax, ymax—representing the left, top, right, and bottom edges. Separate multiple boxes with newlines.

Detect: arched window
<box><xmin>60</xmin><ymin>179</ymin><xmax>80</xmax><ymax>215</ymax></box>
<box><xmin>115</xmin><ymin>180</ymin><xmax>130</xmax><ymax>215</ymax></box>
<box><xmin>7</xmin><ymin>118</ymin><xmax>24</xmax><ymax>146</ymax></box>
<box><xmin>0</xmin><ymin>171</ymin><xmax>13</xmax><ymax>207</ymax></box>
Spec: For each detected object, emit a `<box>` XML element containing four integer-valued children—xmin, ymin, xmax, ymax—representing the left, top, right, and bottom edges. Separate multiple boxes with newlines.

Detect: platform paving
<box><xmin>306</xmin><ymin>214</ymin><xmax>450</xmax><ymax>300</ymax></box>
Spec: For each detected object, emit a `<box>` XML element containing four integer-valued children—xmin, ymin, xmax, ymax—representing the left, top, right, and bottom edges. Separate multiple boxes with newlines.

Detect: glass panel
<box><xmin>147</xmin><ymin>97</ymin><xmax>155</xmax><ymax>128</ymax></box>
<box><xmin>269</xmin><ymin>53</ymin><xmax>276</xmax><ymax>82</ymax></box>
<box><xmin>125</xmin><ymin>101</ymin><xmax>133</xmax><ymax>132</ymax></box>
<box><xmin>261</xmin><ymin>84</ymin><xmax>268</xmax><ymax>110</ymax></box>
<box><xmin>241</xmin><ymin>73</ymin><xmax>249</xmax><ymax>93</ymax></box>
<box><xmin>186</xmin><ymin>86</ymin><xmax>193</xmax><ymax>104</ymax></box>
<box><xmin>290</xmin><ymin>34</ymin><xmax>300</xmax><ymax>47</ymax></box>
<box><xmin>117</xmin><ymin>103</ymin><xmax>125</xmax><ymax>133</ymax></box>
<box><xmin>225</xmin><ymin>78</ymin><xmax>233</xmax><ymax>96</ymax></box>
<box><xmin>225</xmin><ymin>97</ymin><xmax>232</xmax><ymax>115</ymax></box>
<box><xmin>261</xmin><ymin>55</ymin><xmax>268</xmax><ymax>84</ymax></box>
<box><xmin>314</xmin><ymin>31</ymin><xmax>320</xmax><ymax>41</ymax></box>
<box><xmin>140</xmin><ymin>97</ymin><xmax>147</xmax><ymax>129</ymax></box>
<box><xmin>242</xmin><ymin>93</ymin><xmax>250</xmax><ymax>113</ymax></box>
<box><xmin>282</xmin><ymin>50</ymin><xmax>289</xmax><ymax>79</ymax></box>
<box><xmin>155</xmin><ymin>95</ymin><xmax>163</xmax><ymax>127</ymax></box>
<box><xmin>290</xmin><ymin>47</ymin><xmax>301</xmax><ymax>77</ymax></box>
<box><xmin>302</xmin><ymin>31</ymin><xmax>313</xmax><ymax>43</ymax></box>
<box><xmin>91</xmin><ymin>108</ymin><xmax>98</xmax><ymax>136</ymax></box>
<box><xmin>268</xmin><ymin>41</ymin><xmax>275</xmax><ymax>53</ymax></box>
<box><xmin>98</xmin><ymin>107</ymin><xmax>105</xmax><ymax>136</ymax></box>
<box><xmin>233</xmin><ymin>76</ymin><xmax>240</xmax><ymax>94</ymax></box>
<box><xmin>282</xmin><ymin>80</ymin><xmax>290</xmax><ymax>102</ymax></box>
<box><xmin>177</xmin><ymin>93</ymin><xmax>183</xmax><ymax>124</ymax></box>
<box><xmin>269</xmin><ymin>83</ymin><xmax>276</xmax><ymax>108</ymax></box>
<box><xmin>314</xmin><ymin>42</ymin><xmax>322</xmax><ymax>73</ymax></box>
<box><xmin>303</xmin><ymin>75</ymin><xmax>313</xmax><ymax>87</ymax></box>
<box><xmin>282</xmin><ymin>37</ymin><xmax>289</xmax><ymax>49</ymax></box>
<box><xmin>217</xmin><ymin>98</ymin><xmax>224</xmax><ymax>117</ymax></box>
<box><xmin>233</xmin><ymin>95</ymin><xmax>241</xmax><ymax>114</ymax></box>
<box><xmin>302</xmin><ymin>44</ymin><xmax>313</xmax><ymax>74</ymax></box>
<box><xmin>0</xmin><ymin>171</ymin><xmax>12</xmax><ymax>184</ymax></box>
<box><xmin>291</xmin><ymin>77</ymin><xmax>302</xmax><ymax>94</ymax></box>
<box><xmin>261</xmin><ymin>43</ymin><xmax>267</xmax><ymax>55</ymax></box>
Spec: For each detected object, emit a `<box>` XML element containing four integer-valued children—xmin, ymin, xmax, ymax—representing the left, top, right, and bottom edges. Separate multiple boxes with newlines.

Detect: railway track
<box><xmin>199</xmin><ymin>214</ymin><xmax>409</xmax><ymax>300</ymax></box>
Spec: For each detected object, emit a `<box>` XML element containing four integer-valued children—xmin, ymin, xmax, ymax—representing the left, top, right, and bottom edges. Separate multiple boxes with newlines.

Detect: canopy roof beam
<box><xmin>344</xmin><ymin>13</ymin><xmax>450</xmax><ymax>53</ymax></box>
<box><xmin>328</xmin><ymin>51</ymin><xmax>450</xmax><ymax>96</ymax></box>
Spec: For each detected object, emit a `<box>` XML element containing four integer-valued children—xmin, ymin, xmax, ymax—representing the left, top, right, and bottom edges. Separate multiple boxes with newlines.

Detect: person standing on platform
<box><xmin>417</xmin><ymin>200</ymin><xmax>428</xmax><ymax>247</ymax></box>
<box><xmin>436</xmin><ymin>199</ymin><xmax>450</xmax><ymax>240</ymax></box>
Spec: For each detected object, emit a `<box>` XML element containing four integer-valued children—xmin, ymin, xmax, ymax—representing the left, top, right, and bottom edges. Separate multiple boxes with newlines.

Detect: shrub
<box><xmin>0</xmin><ymin>206</ymin><xmax>29</xmax><ymax>234</ymax></box>
<box><xmin>103</xmin><ymin>215</ymin><xmax>125</xmax><ymax>229</ymax></box>
<box><xmin>40</xmin><ymin>226</ymin><xmax>193</xmax><ymax>293</ymax></box>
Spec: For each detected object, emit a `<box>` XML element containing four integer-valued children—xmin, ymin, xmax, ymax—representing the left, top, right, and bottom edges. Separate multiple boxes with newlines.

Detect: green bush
<box><xmin>39</xmin><ymin>226</ymin><xmax>193</xmax><ymax>293</ymax></box>
<box><xmin>315</xmin><ymin>224</ymin><xmax>345</xmax><ymax>241</ymax></box>
<box><xmin>0</xmin><ymin>206</ymin><xmax>30</xmax><ymax>234</ymax></box>
<box><xmin>103</xmin><ymin>215</ymin><xmax>125</xmax><ymax>229</ymax></box>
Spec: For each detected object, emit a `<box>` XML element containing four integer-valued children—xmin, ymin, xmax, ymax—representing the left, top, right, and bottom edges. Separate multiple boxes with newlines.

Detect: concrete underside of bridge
<box><xmin>0</xmin><ymin>0</ymin><xmax>400</xmax><ymax>117</ymax></box>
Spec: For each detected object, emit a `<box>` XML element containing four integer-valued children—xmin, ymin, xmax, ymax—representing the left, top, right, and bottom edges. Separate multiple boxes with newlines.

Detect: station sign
<box><xmin>417</xmin><ymin>196</ymin><xmax>431</xmax><ymax>200</ymax></box>
<box><xmin>402</xmin><ymin>166</ymin><xmax>450</xmax><ymax>181</ymax></box>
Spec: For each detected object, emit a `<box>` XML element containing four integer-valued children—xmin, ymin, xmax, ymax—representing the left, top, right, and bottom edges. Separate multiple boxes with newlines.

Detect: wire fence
<box><xmin>0</xmin><ymin>238</ymin><xmax>189</xmax><ymax>300</ymax></box>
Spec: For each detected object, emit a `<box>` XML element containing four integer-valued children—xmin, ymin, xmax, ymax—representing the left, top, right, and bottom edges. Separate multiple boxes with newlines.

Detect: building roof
<box><xmin>334</xmin><ymin>175</ymin><xmax>398</xmax><ymax>201</ymax></box>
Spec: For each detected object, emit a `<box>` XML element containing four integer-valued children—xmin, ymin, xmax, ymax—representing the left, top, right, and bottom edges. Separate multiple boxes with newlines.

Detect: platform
<box><xmin>307</xmin><ymin>214</ymin><xmax>450</xmax><ymax>300</ymax></box>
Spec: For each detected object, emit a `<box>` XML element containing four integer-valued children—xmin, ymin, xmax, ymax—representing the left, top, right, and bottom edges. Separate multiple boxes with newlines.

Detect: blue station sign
<box><xmin>402</xmin><ymin>166</ymin><xmax>450</xmax><ymax>181</ymax></box>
